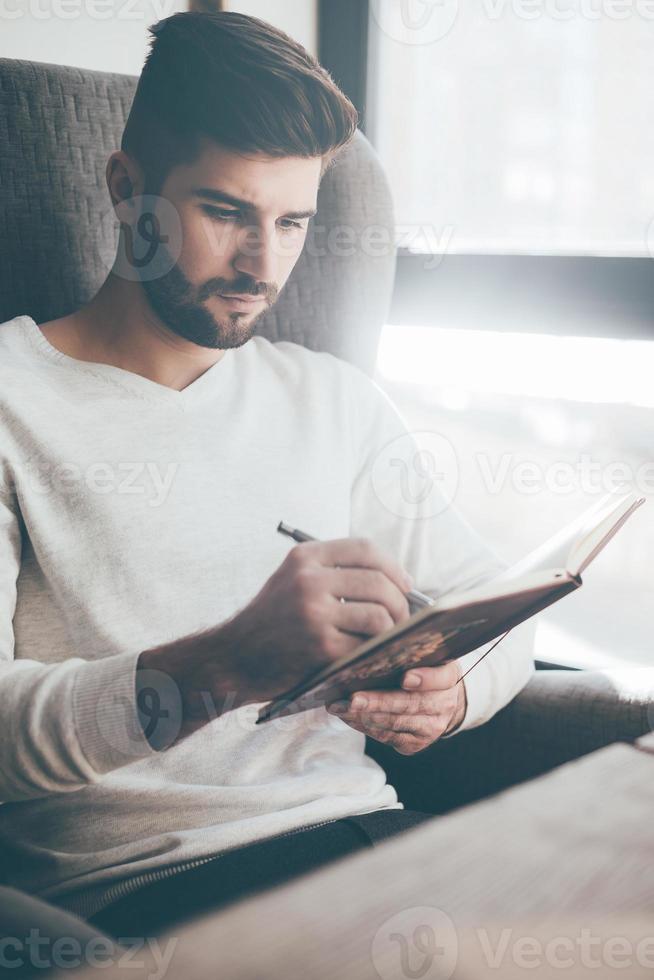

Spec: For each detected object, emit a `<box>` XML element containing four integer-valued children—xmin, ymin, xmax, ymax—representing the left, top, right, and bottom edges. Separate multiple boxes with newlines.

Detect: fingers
<box><xmin>326</xmin><ymin>673</ymin><xmax>462</xmax><ymax>755</ymax></box>
<box><xmin>315</xmin><ymin>538</ymin><xmax>413</xmax><ymax>597</ymax></box>
<box><xmin>330</xmin><ymin>599</ymin><xmax>395</xmax><ymax>636</ymax></box>
<box><xmin>285</xmin><ymin>538</ymin><xmax>412</xmax><ymax>629</ymax></box>
<box><xmin>334</xmin><ymin>680</ymin><xmax>460</xmax><ymax>717</ymax></box>
<box><xmin>330</xmin><ymin>697</ymin><xmax>458</xmax><ymax>727</ymax></box>
<box><xmin>327</xmin><ymin>567</ymin><xmax>411</xmax><ymax>627</ymax></box>
<box><xmin>347</xmin><ymin>710</ymin><xmax>447</xmax><ymax>739</ymax></box>
<box><xmin>328</xmin><ymin>707</ymin><xmax>450</xmax><ymax>756</ymax></box>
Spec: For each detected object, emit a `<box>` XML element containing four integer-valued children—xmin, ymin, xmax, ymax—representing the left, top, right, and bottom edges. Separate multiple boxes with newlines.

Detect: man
<box><xmin>0</xmin><ymin>11</ymin><xmax>534</xmax><ymax>939</ymax></box>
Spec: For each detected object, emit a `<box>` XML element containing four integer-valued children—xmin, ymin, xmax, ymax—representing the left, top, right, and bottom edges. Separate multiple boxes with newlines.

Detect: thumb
<box><xmin>402</xmin><ymin>660</ymin><xmax>461</xmax><ymax>692</ymax></box>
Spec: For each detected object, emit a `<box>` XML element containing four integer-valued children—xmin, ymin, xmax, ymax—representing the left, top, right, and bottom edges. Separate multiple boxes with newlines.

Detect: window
<box><xmin>367</xmin><ymin>2</ymin><xmax>654</xmax><ymax>255</ymax></box>
<box><xmin>354</xmin><ymin>1</ymin><xmax>654</xmax><ymax>667</ymax></box>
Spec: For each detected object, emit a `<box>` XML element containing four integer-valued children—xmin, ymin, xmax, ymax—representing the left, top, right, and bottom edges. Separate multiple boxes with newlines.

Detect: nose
<box><xmin>233</xmin><ymin>222</ymin><xmax>278</xmax><ymax>285</ymax></box>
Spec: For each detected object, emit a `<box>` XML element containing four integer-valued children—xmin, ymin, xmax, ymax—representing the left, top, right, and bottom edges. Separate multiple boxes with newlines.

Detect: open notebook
<box><xmin>257</xmin><ymin>490</ymin><xmax>645</xmax><ymax>723</ymax></box>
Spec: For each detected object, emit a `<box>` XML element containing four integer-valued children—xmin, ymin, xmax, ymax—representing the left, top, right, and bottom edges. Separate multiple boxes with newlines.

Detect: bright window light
<box><xmin>375</xmin><ymin>323</ymin><xmax>654</xmax><ymax>667</ymax></box>
<box><xmin>377</xmin><ymin>324</ymin><xmax>654</xmax><ymax>408</ymax></box>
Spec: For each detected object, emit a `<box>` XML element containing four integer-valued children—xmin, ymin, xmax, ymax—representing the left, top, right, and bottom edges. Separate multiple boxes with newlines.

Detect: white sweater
<box><xmin>0</xmin><ymin>315</ymin><xmax>534</xmax><ymax>915</ymax></box>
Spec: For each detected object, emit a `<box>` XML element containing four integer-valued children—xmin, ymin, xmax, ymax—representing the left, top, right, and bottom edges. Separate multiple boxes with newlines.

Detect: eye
<box><xmin>200</xmin><ymin>206</ymin><xmax>307</xmax><ymax>232</ymax></box>
<box><xmin>201</xmin><ymin>206</ymin><xmax>242</xmax><ymax>222</ymax></box>
<box><xmin>278</xmin><ymin>218</ymin><xmax>306</xmax><ymax>232</ymax></box>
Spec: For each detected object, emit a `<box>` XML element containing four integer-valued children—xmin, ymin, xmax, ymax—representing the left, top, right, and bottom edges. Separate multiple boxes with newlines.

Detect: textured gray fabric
<box><xmin>0</xmin><ymin>58</ymin><xmax>396</xmax><ymax>375</ymax></box>
<box><xmin>368</xmin><ymin>667</ymin><xmax>654</xmax><ymax>815</ymax></box>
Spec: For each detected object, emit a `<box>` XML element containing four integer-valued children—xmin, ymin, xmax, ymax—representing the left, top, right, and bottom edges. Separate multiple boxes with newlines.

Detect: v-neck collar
<box><xmin>19</xmin><ymin>315</ymin><xmax>237</xmax><ymax>409</ymax></box>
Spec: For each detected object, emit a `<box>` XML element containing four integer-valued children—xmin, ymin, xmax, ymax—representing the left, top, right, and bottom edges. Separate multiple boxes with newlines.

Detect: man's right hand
<box><xmin>137</xmin><ymin>538</ymin><xmax>413</xmax><ymax>740</ymax></box>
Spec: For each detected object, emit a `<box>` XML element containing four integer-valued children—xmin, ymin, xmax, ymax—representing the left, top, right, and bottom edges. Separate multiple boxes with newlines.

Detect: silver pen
<box><xmin>276</xmin><ymin>521</ymin><xmax>435</xmax><ymax>609</ymax></box>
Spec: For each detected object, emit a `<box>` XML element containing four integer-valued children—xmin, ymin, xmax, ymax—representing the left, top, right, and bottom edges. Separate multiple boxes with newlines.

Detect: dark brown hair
<box><xmin>121</xmin><ymin>11</ymin><xmax>358</xmax><ymax>195</ymax></box>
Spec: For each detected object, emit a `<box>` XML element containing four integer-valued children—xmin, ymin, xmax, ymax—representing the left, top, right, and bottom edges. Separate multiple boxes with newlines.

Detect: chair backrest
<box><xmin>0</xmin><ymin>58</ymin><xmax>396</xmax><ymax>375</ymax></box>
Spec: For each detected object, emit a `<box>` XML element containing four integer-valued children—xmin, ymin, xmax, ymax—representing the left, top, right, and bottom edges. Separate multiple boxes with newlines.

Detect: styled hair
<box><xmin>121</xmin><ymin>11</ymin><xmax>359</xmax><ymax>195</ymax></box>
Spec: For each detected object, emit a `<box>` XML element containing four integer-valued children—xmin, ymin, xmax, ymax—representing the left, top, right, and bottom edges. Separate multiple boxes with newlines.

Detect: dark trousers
<box><xmin>89</xmin><ymin>809</ymin><xmax>434</xmax><ymax>939</ymax></box>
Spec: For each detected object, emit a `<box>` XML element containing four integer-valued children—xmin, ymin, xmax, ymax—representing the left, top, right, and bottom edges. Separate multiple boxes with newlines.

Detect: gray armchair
<box><xmin>369</xmin><ymin>666</ymin><xmax>654</xmax><ymax>816</ymax></box>
<box><xmin>1</xmin><ymin>56</ymin><xmax>652</xmax><ymax>966</ymax></box>
<box><xmin>0</xmin><ymin>58</ymin><xmax>395</xmax><ymax>374</ymax></box>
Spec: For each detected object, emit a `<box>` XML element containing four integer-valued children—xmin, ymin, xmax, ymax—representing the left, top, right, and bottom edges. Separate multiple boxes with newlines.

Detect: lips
<box><xmin>219</xmin><ymin>294</ymin><xmax>262</xmax><ymax>302</ymax></box>
<box><xmin>217</xmin><ymin>293</ymin><xmax>266</xmax><ymax>312</ymax></box>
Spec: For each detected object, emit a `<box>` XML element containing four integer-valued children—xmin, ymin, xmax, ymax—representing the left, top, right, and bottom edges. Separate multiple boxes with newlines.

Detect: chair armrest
<box><xmin>366</xmin><ymin>667</ymin><xmax>654</xmax><ymax>815</ymax></box>
<box><xmin>0</xmin><ymin>887</ymin><xmax>117</xmax><ymax>978</ymax></box>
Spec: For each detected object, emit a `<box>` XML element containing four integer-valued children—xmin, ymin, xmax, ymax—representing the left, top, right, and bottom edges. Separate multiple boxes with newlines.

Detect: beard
<box><xmin>139</xmin><ymin>239</ymin><xmax>278</xmax><ymax>351</ymax></box>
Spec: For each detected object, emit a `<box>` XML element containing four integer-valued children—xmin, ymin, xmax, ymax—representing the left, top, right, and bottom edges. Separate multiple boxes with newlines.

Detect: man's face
<box><xmin>137</xmin><ymin>140</ymin><xmax>322</xmax><ymax>349</ymax></box>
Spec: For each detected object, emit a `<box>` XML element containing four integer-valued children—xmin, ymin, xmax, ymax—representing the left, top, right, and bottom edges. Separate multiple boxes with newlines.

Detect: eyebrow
<box><xmin>192</xmin><ymin>187</ymin><xmax>317</xmax><ymax>220</ymax></box>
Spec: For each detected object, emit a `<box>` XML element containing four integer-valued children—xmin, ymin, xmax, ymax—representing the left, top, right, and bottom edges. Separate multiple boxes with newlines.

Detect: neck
<box><xmin>61</xmin><ymin>272</ymin><xmax>227</xmax><ymax>392</ymax></box>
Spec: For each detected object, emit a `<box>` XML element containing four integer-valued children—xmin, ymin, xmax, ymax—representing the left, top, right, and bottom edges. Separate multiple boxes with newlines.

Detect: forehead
<box><xmin>168</xmin><ymin>139</ymin><xmax>322</xmax><ymax>213</ymax></box>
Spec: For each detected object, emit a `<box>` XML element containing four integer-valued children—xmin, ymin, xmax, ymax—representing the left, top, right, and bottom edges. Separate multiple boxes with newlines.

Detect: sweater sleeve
<box><xmin>0</xmin><ymin>482</ymin><xmax>159</xmax><ymax>804</ymax></box>
<box><xmin>346</xmin><ymin>365</ymin><xmax>535</xmax><ymax>731</ymax></box>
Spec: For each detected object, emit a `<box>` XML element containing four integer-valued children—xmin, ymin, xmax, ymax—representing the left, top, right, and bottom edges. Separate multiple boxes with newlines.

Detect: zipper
<box><xmin>86</xmin><ymin>817</ymin><xmax>342</xmax><ymax>916</ymax></box>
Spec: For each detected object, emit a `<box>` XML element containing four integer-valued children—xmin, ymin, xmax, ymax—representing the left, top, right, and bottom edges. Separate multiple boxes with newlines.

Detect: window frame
<box><xmin>319</xmin><ymin>0</ymin><xmax>371</xmax><ymax>134</ymax></box>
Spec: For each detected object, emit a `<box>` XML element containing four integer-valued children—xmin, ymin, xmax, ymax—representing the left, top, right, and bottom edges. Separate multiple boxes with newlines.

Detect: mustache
<box><xmin>198</xmin><ymin>277</ymin><xmax>278</xmax><ymax>304</ymax></box>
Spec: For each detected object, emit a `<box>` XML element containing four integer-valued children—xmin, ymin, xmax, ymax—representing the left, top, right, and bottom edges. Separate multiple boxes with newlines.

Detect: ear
<box><xmin>105</xmin><ymin>150</ymin><xmax>145</xmax><ymax>212</ymax></box>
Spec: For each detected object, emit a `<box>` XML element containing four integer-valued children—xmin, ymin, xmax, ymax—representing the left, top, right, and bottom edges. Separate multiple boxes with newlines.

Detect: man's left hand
<box><xmin>326</xmin><ymin>660</ymin><xmax>466</xmax><ymax>755</ymax></box>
